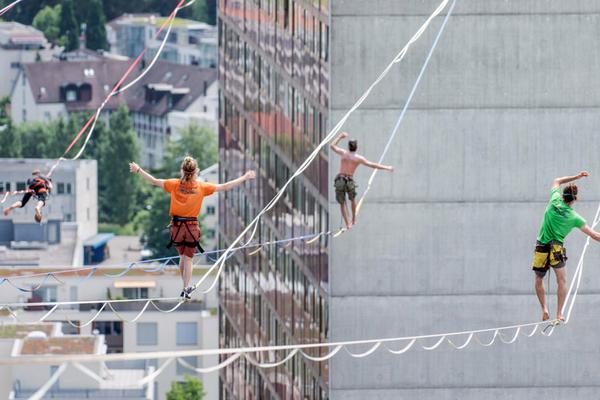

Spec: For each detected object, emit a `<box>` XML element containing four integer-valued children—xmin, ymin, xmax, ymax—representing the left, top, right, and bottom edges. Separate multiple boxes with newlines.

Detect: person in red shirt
<box><xmin>130</xmin><ymin>156</ymin><xmax>255</xmax><ymax>300</ymax></box>
<box><xmin>3</xmin><ymin>169</ymin><xmax>53</xmax><ymax>223</ymax></box>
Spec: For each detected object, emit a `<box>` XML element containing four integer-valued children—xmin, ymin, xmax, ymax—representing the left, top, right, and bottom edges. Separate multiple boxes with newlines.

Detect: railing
<box><xmin>13</xmin><ymin>389</ymin><xmax>147</xmax><ymax>399</ymax></box>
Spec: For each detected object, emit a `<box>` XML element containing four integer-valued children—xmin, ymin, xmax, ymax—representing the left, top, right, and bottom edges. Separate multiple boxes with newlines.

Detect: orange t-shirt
<box><xmin>163</xmin><ymin>179</ymin><xmax>217</xmax><ymax>218</ymax></box>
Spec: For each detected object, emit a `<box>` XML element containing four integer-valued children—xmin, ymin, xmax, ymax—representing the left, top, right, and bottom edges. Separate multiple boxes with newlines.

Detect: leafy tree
<box><xmin>166</xmin><ymin>375</ymin><xmax>205</xmax><ymax>400</ymax></box>
<box><xmin>59</xmin><ymin>0</ymin><xmax>79</xmax><ymax>51</ymax></box>
<box><xmin>0</xmin><ymin>123</ymin><xmax>21</xmax><ymax>157</ymax></box>
<box><xmin>162</xmin><ymin>123</ymin><xmax>218</xmax><ymax>174</ymax></box>
<box><xmin>135</xmin><ymin>188</ymin><xmax>175</xmax><ymax>259</ymax></box>
<box><xmin>18</xmin><ymin>122</ymin><xmax>52</xmax><ymax>158</ymax></box>
<box><xmin>85</xmin><ymin>0</ymin><xmax>108</xmax><ymax>51</ymax></box>
<box><xmin>98</xmin><ymin>106</ymin><xmax>140</xmax><ymax>224</ymax></box>
<box><xmin>32</xmin><ymin>4</ymin><xmax>62</xmax><ymax>44</ymax></box>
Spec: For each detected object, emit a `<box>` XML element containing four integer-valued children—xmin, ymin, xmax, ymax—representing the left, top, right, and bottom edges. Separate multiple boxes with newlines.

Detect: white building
<box><xmin>0</xmin><ymin>269</ymin><xmax>219</xmax><ymax>400</ymax></box>
<box><xmin>0</xmin><ymin>323</ymin><xmax>154</xmax><ymax>400</ymax></box>
<box><xmin>0</xmin><ymin>22</ymin><xmax>61</xmax><ymax>97</ymax></box>
<box><xmin>107</xmin><ymin>14</ymin><xmax>217</xmax><ymax>69</ymax></box>
<box><xmin>0</xmin><ymin>158</ymin><xmax>98</xmax><ymax>266</ymax></box>
<box><xmin>10</xmin><ymin>57</ymin><xmax>218</xmax><ymax>169</ymax></box>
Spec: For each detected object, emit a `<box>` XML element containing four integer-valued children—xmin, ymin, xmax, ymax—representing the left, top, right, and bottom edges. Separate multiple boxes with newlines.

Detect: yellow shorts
<box><xmin>531</xmin><ymin>241</ymin><xmax>567</xmax><ymax>277</ymax></box>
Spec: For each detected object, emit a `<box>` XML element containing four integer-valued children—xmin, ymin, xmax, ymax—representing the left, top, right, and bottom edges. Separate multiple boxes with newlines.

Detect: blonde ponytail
<box><xmin>180</xmin><ymin>156</ymin><xmax>198</xmax><ymax>184</ymax></box>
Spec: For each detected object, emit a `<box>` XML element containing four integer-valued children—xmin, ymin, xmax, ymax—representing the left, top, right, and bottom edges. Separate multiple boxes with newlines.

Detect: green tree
<box><xmin>59</xmin><ymin>0</ymin><xmax>79</xmax><ymax>51</ymax></box>
<box><xmin>18</xmin><ymin>122</ymin><xmax>53</xmax><ymax>158</ymax></box>
<box><xmin>166</xmin><ymin>375</ymin><xmax>205</xmax><ymax>400</ymax></box>
<box><xmin>0</xmin><ymin>123</ymin><xmax>21</xmax><ymax>158</ymax></box>
<box><xmin>162</xmin><ymin>123</ymin><xmax>218</xmax><ymax>174</ymax></box>
<box><xmin>32</xmin><ymin>4</ymin><xmax>62</xmax><ymax>44</ymax></box>
<box><xmin>98</xmin><ymin>106</ymin><xmax>140</xmax><ymax>224</ymax></box>
<box><xmin>85</xmin><ymin>0</ymin><xmax>108</xmax><ymax>51</ymax></box>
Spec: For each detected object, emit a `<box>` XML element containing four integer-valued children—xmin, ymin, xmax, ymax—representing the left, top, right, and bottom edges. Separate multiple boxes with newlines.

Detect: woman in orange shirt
<box><xmin>129</xmin><ymin>156</ymin><xmax>255</xmax><ymax>300</ymax></box>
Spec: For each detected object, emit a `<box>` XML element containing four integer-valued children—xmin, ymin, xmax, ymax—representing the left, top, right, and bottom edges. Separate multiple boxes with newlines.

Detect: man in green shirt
<box><xmin>533</xmin><ymin>171</ymin><xmax>600</xmax><ymax>322</ymax></box>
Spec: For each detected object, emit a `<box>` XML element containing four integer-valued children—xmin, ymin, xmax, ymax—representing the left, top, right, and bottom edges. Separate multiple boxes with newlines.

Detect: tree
<box><xmin>0</xmin><ymin>123</ymin><xmax>21</xmax><ymax>158</ymax></box>
<box><xmin>18</xmin><ymin>122</ymin><xmax>52</xmax><ymax>158</ymax></box>
<box><xmin>59</xmin><ymin>0</ymin><xmax>79</xmax><ymax>51</ymax></box>
<box><xmin>162</xmin><ymin>123</ymin><xmax>218</xmax><ymax>175</ymax></box>
<box><xmin>32</xmin><ymin>5</ymin><xmax>62</xmax><ymax>44</ymax></box>
<box><xmin>98</xmin><ymin>106</ymin><xmax>140</xmax><ymax>224</ymax></box>
<box><xmin>166</xmin><ymin>375</ymin><xmax>205</xmax><ymax>400</ymax></box>
<box><xmin>85</xmin><ymin>0</ymin><xmax>108</xmax><ymax>51</ymax></box>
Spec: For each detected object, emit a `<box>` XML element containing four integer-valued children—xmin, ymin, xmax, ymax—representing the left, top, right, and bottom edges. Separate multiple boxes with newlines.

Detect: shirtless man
<box><xmin>330</xmin><ymin>132</ymin><xmax>393</xmax><ymax>229</ymax></box>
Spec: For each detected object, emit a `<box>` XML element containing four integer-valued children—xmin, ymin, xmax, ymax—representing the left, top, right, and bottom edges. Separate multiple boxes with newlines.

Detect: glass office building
<box><xmin>218</xmin><ymin>0</ymin><xmax>330</xmax><ymax>398</ymax></box>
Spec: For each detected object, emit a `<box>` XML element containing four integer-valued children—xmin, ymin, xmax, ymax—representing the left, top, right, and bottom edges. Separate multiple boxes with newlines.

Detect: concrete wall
<box><xmin>329</xmin><ymin>2</ymin><xmax>600</xmax><ymax>399</ymax></box>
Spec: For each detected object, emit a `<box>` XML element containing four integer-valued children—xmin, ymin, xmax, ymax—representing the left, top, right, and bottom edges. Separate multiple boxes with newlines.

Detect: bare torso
<box><xmin>338</xmin><ymin>152</ymin><xmax>364</xmax><ymax>176</ymax></box>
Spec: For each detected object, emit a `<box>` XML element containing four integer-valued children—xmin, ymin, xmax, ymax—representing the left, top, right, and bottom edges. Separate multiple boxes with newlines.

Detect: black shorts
<box><xmin>20</xmin><ymin>192</ymin><xmax>47</xmax><ymax>207</ymax></box>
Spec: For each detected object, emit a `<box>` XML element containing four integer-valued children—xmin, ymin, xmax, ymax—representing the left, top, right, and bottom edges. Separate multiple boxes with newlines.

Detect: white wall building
<box><xmin>10</xmin><ymin>58</ymin><xmax>218</xmax><ymax>169</ymax></box>
<box><xmin>0</xmin><ymin>158</ymin><xmax>98</xmax><ymax>266</ymax></box>
<box><xmin>0</xmin><ymin>270</ymin><xmax>219</xmax><ymax>400</ymax></box>
<box><xmin>107</xmin><ymin>14</ymin><xmax>217</xmax><ymax>69</ymax></box>
<box><xmin>0</xmin><ymin>22</ymin><xmax>61</xmax><ymax>97</ymax></box>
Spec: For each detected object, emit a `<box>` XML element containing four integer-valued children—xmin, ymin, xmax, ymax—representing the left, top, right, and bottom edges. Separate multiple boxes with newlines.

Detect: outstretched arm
<box><xmin>129</xmin><ymin>162</ymin><xmax>165</xmax><ymax>189</ymax></box>
<box><xmin>215</xmin><ymin>171</ymin><xmax>256</xmax><ymax>192</ymax></box>
<box><xmin>330</xmin><ymin>132</ymin><xmax>348</xmax><ymax>156</ymax></box>
<box><xmin>580</xmin><ymin>224</ymin><xmax>600</xmax><ymax>242</ymax></box>
<box><xmin>359</xmin><ymin>156</ymin><xmax>394</xmax><ymax>172</ymax></box>
<box><xmin>552</xmin><ymin>171</ymin><xmax>588</xmax><ymax>189</ymax></box>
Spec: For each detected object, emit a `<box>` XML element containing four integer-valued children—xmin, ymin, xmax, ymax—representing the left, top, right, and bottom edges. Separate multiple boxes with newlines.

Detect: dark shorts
<box><xmin>170</xmin><ymin>223</ymin><xmax>201</xmax><ymax>258</ymax></box>
<box><xmin>20</xmin><ymin>192</ymin><xmax>47</xmax><ymax>207</ymax></box>
<box><xmin>334</xmin><ymin>175</ymin><xmax>357</xmax><ymax>204</ymax></box>
<box><xmin>531</xmin><ymin>241</ymin><xmax>567</xmax><ymax>278</ymax></box>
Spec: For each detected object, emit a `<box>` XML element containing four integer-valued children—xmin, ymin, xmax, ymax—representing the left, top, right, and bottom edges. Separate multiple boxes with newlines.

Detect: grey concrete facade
<box><xmin>329</xmin><ymin>2</ymin><xmax>600</xmax><ymax>399</ymax></box>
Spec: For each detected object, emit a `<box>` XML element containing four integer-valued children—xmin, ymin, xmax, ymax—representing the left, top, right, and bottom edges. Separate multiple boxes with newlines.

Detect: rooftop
<box><xmin>0</xmin><ymin>22</ymin><xmax>46</xmax><ymax>48</ymax></box>
<box><xmin>19</xmin><ymin>335</ymin><xmax>98</xmax><ymax>355</ymax></box>
<box><xmin>108</xmin><ymin>13</ymin><xmax>212</xmax><ymax>29</ymax></box>
<box><xmin>21</xmin><ymin>58</ymin><xmax>217</xmax><ymax>116</ymax></box>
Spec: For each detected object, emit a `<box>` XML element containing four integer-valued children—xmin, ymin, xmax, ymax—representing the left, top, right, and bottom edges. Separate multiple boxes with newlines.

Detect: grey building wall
<box><xmin>329</xmin><ymin>2</ymin><xmax>600</xmax><ymax>399</ymax></box>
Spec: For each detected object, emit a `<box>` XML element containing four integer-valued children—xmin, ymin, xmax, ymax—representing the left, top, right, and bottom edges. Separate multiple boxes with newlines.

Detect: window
<box><xmin>176</xmin><ymin>356</ymin><xmax>197</xmax><ymax>375</ymax></box>
<box><xmin>5</xmin><ymin>183</ymin><xmax>10</xmax><ymax>192</ymax></box>
<box><xmin>65</xmin><ymin>214</ymin><xmax>72</xmax><ymax>222</ymax></box>
<box><xmin>0</xmin><ymin>183</ymin><xmax>3</xmax><ymax>192</ymax></box>
<box><xmin>10</xmin><ymin>62</ymin><xmax>20</xmax><ymax>69</ymax></box>
<box><xmin>94</xmin><ymin>321</ymin><xmax>123</xmax><ymax>336</ymax></box>
<box><xmin>136</xmin><ymin>322</ymin><xmax>157</xmax><ymax>345</ymax></box>
<box><xmin>176</xmin><ymin>322</ymin><xmax>197</xmax><ymax>345</ymax></box>
<box><xmin>32</xmin><ymin>286</ymin><xmax>57</xmax><ymax>302</ymax></box>
<box><xmin>16</xmin><ymin>182</ymin><xmax>26</xmax><ymax>191</ymax></box>
<box><xmin>87</xmin><ymin>208</ymin><xmax>90</xmax><ymax>221</ymax></box>
<box><xmin>57</xmin><ymin>183</ymin><xmax>65</xmax><ymax>194</ymax></box>
<box><xmin>66</xmin><ymin>89</ymin><xmax>77</xmax><ymax>102</ymax></box>
<box><xmin>206</xmin><ymin>206</ymin><xmax>216</xmax><ymax>215</ymax></box>
<box><xmin>123</xmin><ymin>287</ymin><xmax>148</xmax><ymax>299</ymax></box>
<box><xmin>86</xmin><ymin>178</ymin><xmax>90</xmax><ymax>190</ymax></box>
<box><xmin>66</xmin><ymin>183</ymin><xmax>72</xmax><ymax>194</ymax></box>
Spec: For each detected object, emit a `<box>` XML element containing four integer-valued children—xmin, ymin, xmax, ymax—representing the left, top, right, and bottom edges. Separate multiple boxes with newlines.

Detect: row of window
<box><xmin>136</xmin><ymin>321</ymin><xmax>198</xmax><ymax>346</ymax></box>
<box><xmin>1</xmin><ymin>181</ymin><xmax>72</xmax><ymax>195</ymax></box>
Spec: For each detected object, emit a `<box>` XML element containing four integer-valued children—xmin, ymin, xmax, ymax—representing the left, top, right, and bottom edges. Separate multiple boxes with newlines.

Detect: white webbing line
<box><xmin>0</xmin><ymin>298</ymin><xmax>184</xmax><ymax>326</ymax></box>
<box><xmin>6</xmin><ymin>215</ymin><xmax>598</xmax><ymax>371</ymax></box>
<box><xmin>3</xmin><ymin>229</ymin><xmax>331</xmax><ymax>283</ymax></box>
<box><xmin>562</xmin><ymin>201</ymin><xmax>600</xmax><ymax>323</ymax></box>
<box><xmin>355</xmin><ymin>0</ymin><xmax>456</xmax><ymax>215</ymax></box>
<box><xmin>0</xmin><ymin>0</ymin><xmax>23</xmax><ymax>15</ymax></box>
<box><xmin>26</xmin><ymin>362</ymin><xmax>68</xmax><ymax>400</ymax></box>
<box><xmin>193</xmin><ymin>0</ymin><xmax>452</xmax><ymax>295</ymax></box>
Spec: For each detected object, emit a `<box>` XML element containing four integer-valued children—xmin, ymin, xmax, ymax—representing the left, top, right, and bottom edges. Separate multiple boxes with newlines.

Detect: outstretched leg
<box><xmin>534</xmin><ymin>273</ymin><xmax>549</xmax><ymax>321</ymax></box>
<box><xmin>351</xmin><ymin>199</ymin><xmax>357</xmax><ymax>227</ymax></box>
<box><xmin>554</xmin><ymin>267</ymin><xmax>567</xmax><ymax>321</ymax></box>
<box><xmin>3</xmin><ymin>201</ymin><xmax>22</xmax><ymax>216</ymax></box>
<box><xmin>34</xmin><ymin>200</ymin><xmax>44</xmax><ymax>222</ymax></box>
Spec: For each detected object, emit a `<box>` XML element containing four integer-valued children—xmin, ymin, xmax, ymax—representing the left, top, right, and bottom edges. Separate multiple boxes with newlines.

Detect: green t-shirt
<box><xmin>537</xmin><ymin>187</ymin><xmax>586</xmax><ymax>244</ymax></box>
